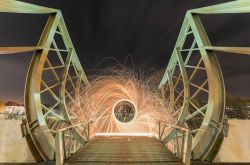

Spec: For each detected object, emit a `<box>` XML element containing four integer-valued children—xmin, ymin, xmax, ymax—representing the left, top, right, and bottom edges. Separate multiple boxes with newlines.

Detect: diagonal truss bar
<box><xmin>189</xmin><ymin>57</ymin><xmax>203</xmax><ymax>81</ymax></box>
<box><xmin>185</xmin><ymin>104</ymin><xmax>207</xmax><ymax>122</ymax></box>
<box><xmin>40</xmin><ymin>81</ymin><xmax>60</xmax><ymax>94</ymax></box>
<box><xmin>43</xmin><ymin>65</ymin><xmax>64</xmax><ymax>71</ymax></box>
<box><xmin>173</xmin><ymin>73</ymin><xmax>182</xmax><ymax>89</ymax></box>
<box><xmin>42</xmin><ymin>102</ymin><xmax>63</xmax><ymax>120</ymax></box>
<box><xmin>191</xmin><ymin>79</ymin><xmax>208</xmax><ymax>100</ymax></box>
<box><xmin>180</xmin><ymin>48</ymin><xmax>199</xmax><ymax>52</ymax></box>
<box><xmin>190</xmin><ymin>82</ymin><xmax>209</xmax><ymax>93</ymax></box>
<box><xmin>41</xmin><ymin>80</ymin><xmax>60</xmax><ymax>102</ymax></box>
<box><xmin>45</xmin><ymin>58</ymin><xmax>60</xmax><ymax>81</ymax></box>
<box><xmin>52</xmin><ymin>39</ymin><xmax>65</xmax><ymax>65</ymax></box>
<box><xmin>185</xmin><ymin>65</ymin><xmax>205</xmax><ymax>70</ymax></box>
<box><xmin>175</xmin><ymin>90</ymin><xmax>184</xmax><ymax>103</ymax></box>
<box><xmin>185</xmin><ymin>39</ymin><xmax>197</xmax><ymax>64</ymax></box>
<box><xmin>67</xmin><ymin>73</ymin><xmax>77</xmax><ymax>90</ymax></box>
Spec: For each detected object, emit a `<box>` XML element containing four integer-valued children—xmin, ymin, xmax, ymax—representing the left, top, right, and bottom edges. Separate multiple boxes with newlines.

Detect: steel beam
<box><xmin>0</xmin><ymin>0</ymin><xmax>57</xmax><ymax>13</ymax></box>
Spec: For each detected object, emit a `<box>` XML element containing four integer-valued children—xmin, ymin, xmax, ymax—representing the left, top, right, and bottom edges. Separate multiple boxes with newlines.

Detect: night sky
<box><xmin>1</xmin><ymin>0</ymin><xmax>250</xmax><ymax>103</ymax></box>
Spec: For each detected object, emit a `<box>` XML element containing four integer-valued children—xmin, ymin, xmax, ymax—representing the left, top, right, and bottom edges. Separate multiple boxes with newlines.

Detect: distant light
<box><xmin>95</xmin><ymin>132</ymin><xmax>156</xmax><ymax>137</ymax></box>
<box><xmin>112</xmin><ymin>99</ymin><xmax>136</xmax><ymax>124</ymax></box>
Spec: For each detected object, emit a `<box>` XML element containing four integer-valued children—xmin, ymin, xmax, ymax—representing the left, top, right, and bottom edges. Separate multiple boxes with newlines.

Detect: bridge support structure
<box><xmin>160</xmin><ymin>0</ymin><xmax>250</xmax><ymax>161</ymax></box>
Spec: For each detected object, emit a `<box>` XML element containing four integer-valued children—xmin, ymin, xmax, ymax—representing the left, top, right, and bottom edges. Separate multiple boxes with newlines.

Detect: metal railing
<box><xmin>51</xmin><ymin>120</ymin><xmax>93</xmax><ymax>165</ymax></box>
<box><xmin>158</xmin><ymin>121</ymin><xmax>192</xmax><ymax>165</ymax></box>
<box><xmin>52</xmin><ymin>119</ymin><xmax>192</xmax><ymax>165</ymax></box>
<box><xmin>52</xmin><ymin>115</ymin><xmax>112</xmax><ymax>165</ymax></box>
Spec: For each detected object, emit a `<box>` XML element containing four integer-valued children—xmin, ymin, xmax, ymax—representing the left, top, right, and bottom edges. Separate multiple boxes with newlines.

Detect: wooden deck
<box><xmin>66</xmin><ymin>136</ymin><xmax>183</xmax><ymax>164</ymax></box>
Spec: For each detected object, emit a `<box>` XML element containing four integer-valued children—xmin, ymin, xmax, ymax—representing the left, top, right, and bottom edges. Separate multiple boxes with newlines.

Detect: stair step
<box><xmin>66</xmin><ymin>136</ymin><xmax>183</xmax><ymax>164</ymax></box>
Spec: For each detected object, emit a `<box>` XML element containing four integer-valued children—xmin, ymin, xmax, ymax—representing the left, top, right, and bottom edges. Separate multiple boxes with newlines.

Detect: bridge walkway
<box><xmin>65</xmin><ymin>136</ymin><xmax>183</xmax><ymax>164</ymax></box>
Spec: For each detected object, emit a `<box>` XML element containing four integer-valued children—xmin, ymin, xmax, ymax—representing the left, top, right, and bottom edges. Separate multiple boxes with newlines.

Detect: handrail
<box><xmin>51</xmin><ymin>114</ymin><xmax>110</xmax><ymax>134</ymax></box>
<box><xmin>158</xmin><ymin>121</ymin><xmax>192</xmax><ymax>165</ymax></box>
<box><xmin>53</xmin><ymin>119</ymin><xmax>192</xmax><ymax>165</ymax></box>
<box><xmin>52</xmin><ymin>115</ymin><xmax>110</xmax><ymax>165</ymax></box>
<box><xmin>50</xmin><ymin>120</ymin><xmax>93</xmax><ymax>133</ymax></box>
<box><xmin>49</xmin><ymin>120</ymin><xmax>93</xmax><ymax>165</ymax></box>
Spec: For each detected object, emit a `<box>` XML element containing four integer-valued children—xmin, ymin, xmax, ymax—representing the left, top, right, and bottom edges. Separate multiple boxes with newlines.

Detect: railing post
<box><xmin>181</xmin><ymin>131</ymin><xmax>185</xmax><ymax>158</ymax></box>
<box><xmin>55</xmin><ymin>131</ymin><xmax>65</xmax><ymax>165</ymax></box>
<box><xmin>183</xmin><ymin>130</ymin><xmax>192</xmax><ymax>165</ymax></box>
<box><xmin>157</xmin><ymin>122</ymin><xmax>192</xmax><ymax>165</ymax></box>
<box><xmin>175</xmin><ymin>130</ymin><xmax>180</xmax><ymax>157</ymax></box>
<box><xmin>158</xmin><ymin>122</ymin><xmax>161</xmax><ymax>140</ymax></box>
<box><xmin>87</xmin><ymin>122</ymin><xmax>90</xmax><ymax>141</ymax></box>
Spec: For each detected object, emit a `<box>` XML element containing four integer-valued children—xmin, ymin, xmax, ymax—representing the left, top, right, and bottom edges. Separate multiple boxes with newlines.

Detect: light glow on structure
<box><xmin>67</xmin><ymin>68</ymin><xmax>174</xmax><ymax>137</ymax></box>
<box><xmin>5</xmin><ymin>106</ymin><xmax>25</xmax><ymax>114</ymax></box>
<box><xmin>95</xmin><ymin>132</ymin><xmax>157</xmax><ymax>137</ymax></box>
<box><xmin>1</xmin><ymin>106</ymin><xmax>25</xmax><ymax>119</ymax></box>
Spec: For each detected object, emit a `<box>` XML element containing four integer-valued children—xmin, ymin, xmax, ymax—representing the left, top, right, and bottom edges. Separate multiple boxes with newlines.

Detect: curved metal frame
<box><xmin>160</xmin><ymin>12</ymin><xmax>225</xmax><ymax>160</ymax></box>
<box><xmin>0</xmin><ymin>0</ymin><xmax>89</xmax><ymax>160</ymax></box>
<box><xmin>25</xmin><ymin>13</ymin><xmax>90</xmax><ymax>160</ymax></box>
<box><xmin>160</xmin><ymin>0</ymin><xmax>250</xmax><ymax>160</ymax></box>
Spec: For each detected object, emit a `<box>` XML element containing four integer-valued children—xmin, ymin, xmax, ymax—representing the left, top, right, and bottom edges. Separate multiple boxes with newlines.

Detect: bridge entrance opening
<box><xmin>113</xmin><ymin>100</ymin><xmax>136</xmax><ymax>123</ymax></box>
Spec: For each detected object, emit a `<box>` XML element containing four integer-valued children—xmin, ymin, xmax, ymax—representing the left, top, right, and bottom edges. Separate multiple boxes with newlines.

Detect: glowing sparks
<box><xmin>95</xmin><ymin>132</ymin><xmax>156</xmax><ymax>137</ymax></box>
<box><xmin>67</xmin><ymin>68</ymin><xmax>173</xmax><ymax>137</ymax></box>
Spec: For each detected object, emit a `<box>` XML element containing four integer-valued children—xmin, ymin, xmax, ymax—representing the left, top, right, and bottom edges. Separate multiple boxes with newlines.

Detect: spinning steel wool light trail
<box><xmin>66</xmin><ymin>68</ymin><xmax>172</xmax><ymax>136</ymax></box>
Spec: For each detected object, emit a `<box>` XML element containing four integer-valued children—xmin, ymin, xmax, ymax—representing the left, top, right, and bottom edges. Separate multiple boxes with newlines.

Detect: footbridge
<box><xmin>1</xmin><ymin>0</ymin><xmax>250</xmax><ymax>164</ymax></box>
<box><xmin>51</xmin><ymin>122</ymin><xmax>190</xmax><ymax>165</ymax></box>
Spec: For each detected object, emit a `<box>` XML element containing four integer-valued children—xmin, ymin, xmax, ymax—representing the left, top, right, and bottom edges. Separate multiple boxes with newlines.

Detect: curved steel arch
<box><xmin>159</xmin><ymin>12</ymin><xmax>225</xmax><ymax>160</ymax></box>
<box><xmin>160</xmin><ymin>0</ymin><xmax>250</xmax><ymax>160</ymax></box>
<box><xmin>24</xmin><ymin>12</ymin><xmax>90</xmax><ymax>160</ymax></box>
<box><xmin>0</xmin><ymin>1</ymin><xmax>90</xmax><ymax>160</ymax></box>
<box><xmin>24</xmin><ymin>13</ymin><xmax>91</xmax><ymax>160</ymax></box>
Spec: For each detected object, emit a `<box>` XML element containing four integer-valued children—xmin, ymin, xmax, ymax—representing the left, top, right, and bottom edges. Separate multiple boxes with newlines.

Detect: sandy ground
<box><xmin>214</xmin><ymin>119</ymin><xmax>250</xmax><ymax>163</ymax></box>
<box><xmin>0</xmin><ymin>120</ymin><xmax>36</xmax><ymax>163</ymax></box>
